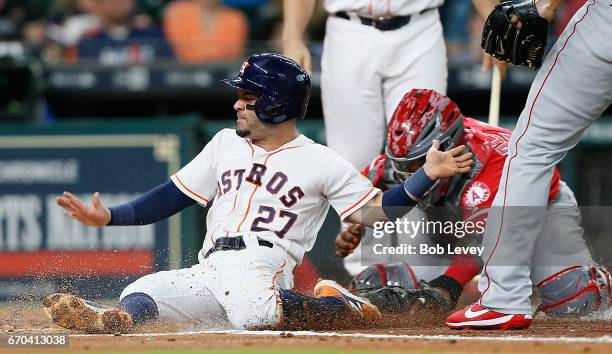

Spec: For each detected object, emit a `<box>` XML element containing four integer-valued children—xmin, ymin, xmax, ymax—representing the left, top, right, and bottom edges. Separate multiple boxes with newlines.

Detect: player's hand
<box><xmin>423</xmin><ymin>140</ymin><xmax>473</xmax><ymax>180</ymax></box>
<box><xmin>335</xmin><ymin>224</ymin><xmax>364</xmax><ymax>257</ymax></box>
<box><xmin>283</xmin><ymin>40</ymin><xmax>312</xmax><ymax>74</ymax></box>
<box><xmin>481</xmin><ymin>53</ymin><xmax>508</xmax><ymax>80</ymax></box>
<box><xmin>535</xmin><ymin>1</ymin><xmax>557</xmax><ymax>22</ymax></box>
<box><xmin>56</xmin><ymin>191</ymin><xmax>111</xmax><ymax>227</ymax></box>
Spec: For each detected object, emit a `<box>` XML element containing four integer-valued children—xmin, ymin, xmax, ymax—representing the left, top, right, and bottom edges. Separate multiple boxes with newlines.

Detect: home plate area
<box><xmin>1</xmin><ymin>302</ymin><xmax>611</xmax><ymax>354</ymax></box>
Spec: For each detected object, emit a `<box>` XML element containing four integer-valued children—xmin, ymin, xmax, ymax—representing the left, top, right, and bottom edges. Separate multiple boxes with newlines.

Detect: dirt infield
<box><xmin>1</xmin><ymin>301</ymin><xmax>611</xmax><ymax>354</ymax></box>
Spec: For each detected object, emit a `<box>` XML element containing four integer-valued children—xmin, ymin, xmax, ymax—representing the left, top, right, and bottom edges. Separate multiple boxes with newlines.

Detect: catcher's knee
<box><xmin>537</xmin><ymin>265</ymin><xmax>611</xmax><ymax>318</ymax></box>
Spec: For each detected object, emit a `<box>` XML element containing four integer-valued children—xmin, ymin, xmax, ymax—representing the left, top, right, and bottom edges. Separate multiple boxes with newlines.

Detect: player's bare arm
<box><xmin>345</xmin><ymin>140</ymin><xmax>473</xmax><ymax>226</ymax></box>
<box><xmin>282</xmin><ymin>0</ymin><xmax>316</xmax><ymax>72</ymax></box>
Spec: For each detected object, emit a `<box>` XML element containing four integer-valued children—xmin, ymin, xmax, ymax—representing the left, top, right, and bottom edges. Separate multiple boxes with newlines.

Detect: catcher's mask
<box><xmin>350</xmin><ymin>262</ymin><xmax>420</xmax><ymax>291</ymax></box>
<box><xmin>222</xmin><ymin>53</ymin><xmax>311</xmax><ymax>124</ymax></box>
<box><xmin>385</xmin><ymin>89</ymin><xmax>465</xmax><ymax>206</ymax></box>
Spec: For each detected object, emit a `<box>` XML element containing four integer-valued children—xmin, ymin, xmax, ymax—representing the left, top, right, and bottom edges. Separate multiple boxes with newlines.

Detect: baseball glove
<box><xmin>481</xmin><ymin>0</ymin><xmax>548</xmax><ymax>69</ymax></box>
<box><xmin>353</xmin><ymin>280</ymin><xmax>454</xmax><ymax>315</ymax></box>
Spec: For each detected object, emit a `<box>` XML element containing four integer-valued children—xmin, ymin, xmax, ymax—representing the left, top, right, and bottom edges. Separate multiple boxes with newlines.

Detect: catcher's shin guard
<box><xmin>43</xmin><ymin>293</ymin><xmax>133</xmax><ymax>333</ymax></box>
<box><xmin>537</xmin><ymin>265</ymin><xmax>612</xmax><ymax>317</ymax></box>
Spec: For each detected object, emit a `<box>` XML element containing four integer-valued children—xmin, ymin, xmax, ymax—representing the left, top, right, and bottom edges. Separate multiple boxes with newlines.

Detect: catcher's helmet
<box><xmin>386</xmin><ymin>89</ymin><xmax>465</xmax><ymax>183</ymax></box>
<box><xmin>222</xmin><ymin>53</ymin><xmax>311</xmax><ymax>124</ymax></box>
<box><xmin>350</xmin><ymin>262</ymin><xmax>420</xmax><ymax>291</ymax></box>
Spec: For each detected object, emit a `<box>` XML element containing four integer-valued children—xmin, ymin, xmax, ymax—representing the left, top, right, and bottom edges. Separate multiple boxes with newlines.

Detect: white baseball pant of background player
<box><xmin>121</xmin><ymin>129</ymin><xmax>380</xmax><ymax>328</ymax></box>
<box><xmin>321</xmin><ymin>0</ymin><xmax>447</xmax><ymax>169</ymax></box>
<box><xmin>479</xmin><ymin>0</ymin><xmax>612</xmax><ymax>314</ymax></box>
<box><xmin>320</xmin><ymin>0</ymin><xmax>446</xmax><ymax>274</ymax></box>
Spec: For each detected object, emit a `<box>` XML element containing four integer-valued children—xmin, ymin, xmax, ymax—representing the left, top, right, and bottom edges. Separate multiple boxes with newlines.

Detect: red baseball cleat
<box><xmin>446</xmin><ymin>303</ymin><xmax>532</xmax><ymax>330</ymax></box>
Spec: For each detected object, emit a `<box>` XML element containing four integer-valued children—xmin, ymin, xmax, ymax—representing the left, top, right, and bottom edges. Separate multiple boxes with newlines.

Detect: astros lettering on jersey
<box><xmin>171</xmin><ymin>129</ymin><xmax>381</xmax><ymax>264</ymax></box>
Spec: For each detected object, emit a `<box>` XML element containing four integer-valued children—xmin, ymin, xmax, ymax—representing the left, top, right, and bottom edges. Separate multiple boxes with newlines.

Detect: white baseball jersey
<box><xmin>324</xmin><ymin>0</ymin><xmax>443</xmax><ymax>17</ymax></box>
<box><xmin>171</xmin><ymin>129</ymin><xmax>380</xmax><ymax>264</ymax></box>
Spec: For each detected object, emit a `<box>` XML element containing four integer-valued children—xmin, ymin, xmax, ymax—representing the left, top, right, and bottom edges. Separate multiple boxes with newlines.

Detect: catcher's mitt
<box><xmin>481</xmin><ymin>0</ymin><xmax>548</xmax><ymax>68</ymax></box>
<box><xmin>353</xmin><ymin>280</ymin><xmax>454</xmax><ymax>315</ymax></box>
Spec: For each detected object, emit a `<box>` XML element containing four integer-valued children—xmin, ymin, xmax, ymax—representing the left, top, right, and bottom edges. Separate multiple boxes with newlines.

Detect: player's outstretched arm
<box><xmin>56</xmin><ymin>192</ymin><xmax>111</xmax><ymax>227</ymax></box>
<box><xmin>56</xmin><ymin>181</ymin><xmax>196</xmax><ymax>227</ymax></box>
<box><xmin>346</xmin><ymin>140</ymin><xmax>473</xmax><ymax>226</ymax></box>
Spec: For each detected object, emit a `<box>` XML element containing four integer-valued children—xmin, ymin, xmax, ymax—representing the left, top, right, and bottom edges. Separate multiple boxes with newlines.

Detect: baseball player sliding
<box><xmin>448</xmin><ymin>0</ymin><xmax>612</xmax><ymax>329</ymax></box>
<box><xmin>45</xmin><ymin>53</ymin><xmax>473</xmax><ymax>333</ymax></box>
<box><xmin>334</xmin><ymin>89</ymin><xmax>611</xmax><ymax>320</ymax></box>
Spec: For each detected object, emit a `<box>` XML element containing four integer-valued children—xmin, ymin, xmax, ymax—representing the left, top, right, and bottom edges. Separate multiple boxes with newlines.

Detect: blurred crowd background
<box><xmin>0</xmin><ymin>0</ymin><xmax>592</xmax><ymax>122</ymax></box>
<box><xmin>0</xmin><ymin>0</ymin><xmax>587</xmax><ymax>66</ymax></box>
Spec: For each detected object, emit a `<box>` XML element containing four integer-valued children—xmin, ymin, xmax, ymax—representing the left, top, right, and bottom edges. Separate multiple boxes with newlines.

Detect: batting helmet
<box><xmin>222</xmin><ymin>53</ymin><xmax>311</xmax><ymax>124</ymax></box>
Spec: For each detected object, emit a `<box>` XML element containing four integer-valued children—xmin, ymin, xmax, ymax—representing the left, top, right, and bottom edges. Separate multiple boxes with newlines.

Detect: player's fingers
<box><xmin>336</xmin><ymin>237</ymin><xmax>356</xmax><ymax>251</ymax></box>
<box><xmin>481</xmin><ymin>53</ymin><xmax>492</xmax><ymax>72</ymax></box>
<box><xmin>63</xmin><ymin>210</ymin><xmax>79</xmax><ymax>221</ymax></box>
<box><xmin>336</xmin><ymin>239</ymin><xmax>355</xmax><ymax>250</ymax></box>
<box><xmin>455</xmin><ymin>152</ymin><xmax>473</xmax><ymax>163</ymax></box>
<box><xmin>347</xmin><ymin>224</ymin><xmax>364</xmax><ymax>236</ymax></box>
<box><xmin>57</xmin><ymin>197</ymin><xmax>80</xmax><ymax>214</ymax></box>
<box><xmin>64</xmin><ymin>191</ymin><xmax>87</xmax><ymax>211</ymax></box>
<box><xmin>431</xmin><ymin>139</ymin><xmax>440</xmax><ymax>151</ymax></box>
<box><xmin>56</xmin><ymin>196</ymin><xmax>73</xmax><ymax>209</ymax></box>
<box><xmin>509</xmin><ymin>14</ymin><xmax>522</xmax><ymax>28</ymax></box>
<box><xmin>92</xmin><ymin>192</ymin><xmax>101</xmax><ymax>209</ymax></box>
<box><xmin>340</xmin><ymin>232</ymin><xmax>359</xmax><ymax>245</ymax></box>
<box><xmin>457</xmin><ymin>165</ymin><xmax>472</xmax><ymax>174</ymax></box>
<box><xmin>335</xmin><ymin>249</ymin><xmax>350</xmax><ymax>257</ymax></box>
<box><xmin>334</xmin><ymin>238</ymin><xmax>352</xmax><ymax>256</ymax></box>
<box><xmin>448</xmin><ymin>145</ymin><xmax>466</xmax><ymax>156</ymax></box>
<box><xmin>347</xmin><ymin>224</ymin><xmax>359</xmax><ymax>233</ymax></box>
<box><xmin>57</xmin><ymin>194</ymin><xmax>77</xmax><ymax>207</ymax></box>
<box><xmin>457</xmin><ymin>160</ymin><xmax>474</xmax><ymax>168</ymax></box>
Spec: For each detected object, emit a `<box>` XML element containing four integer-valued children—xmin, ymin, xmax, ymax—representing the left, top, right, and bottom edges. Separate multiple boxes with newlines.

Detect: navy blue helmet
<box><xmin>222</xmin><ymin>53</ymin><xmax>311</xmax><ymax>124</ymax></box>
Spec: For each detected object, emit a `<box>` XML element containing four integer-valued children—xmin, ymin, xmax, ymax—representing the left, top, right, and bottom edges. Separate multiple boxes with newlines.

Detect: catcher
<box><xmin>336</xmin><ymin>89</ymin><xmax>611</xmax><ymax>322</ymax></box>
